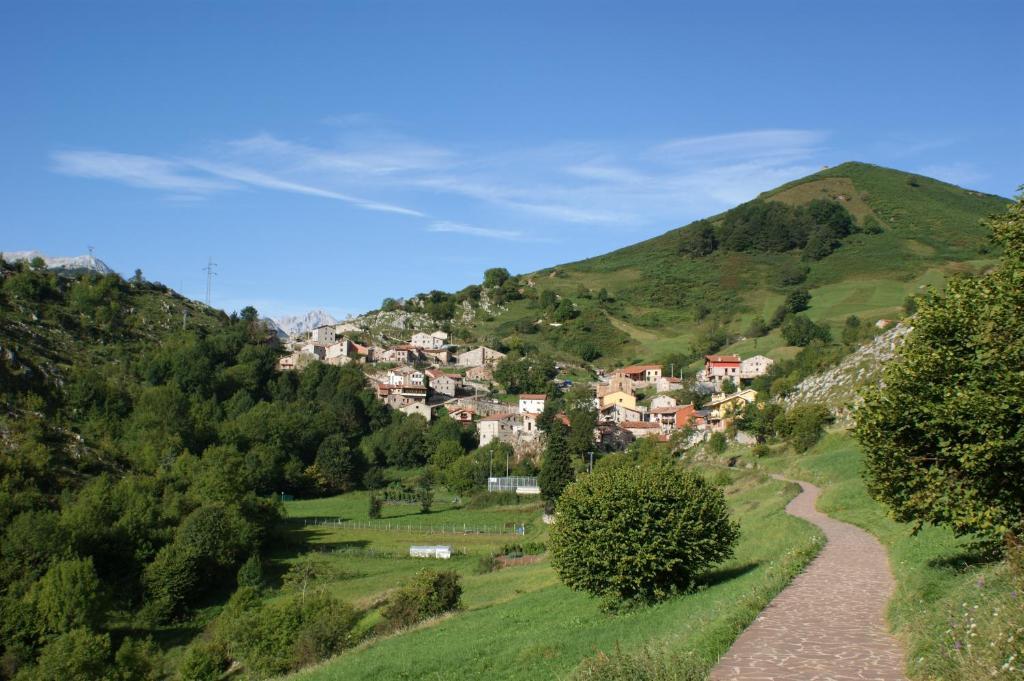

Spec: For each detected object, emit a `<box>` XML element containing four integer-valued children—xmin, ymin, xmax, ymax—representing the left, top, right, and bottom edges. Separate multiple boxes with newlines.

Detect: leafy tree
<box><xmin>312</xmin><ymin>434</ymin><xmax>366</xmax><ymax>493</ymax></box>
<box><xmin>17</xmin><ymin>627</ymin><xmax>112</xmax><ymax>681</ymax></box>
<box><xmin>538</xmin><ymin>421</ymin><xmax>574</xmax><ymax>503</ymax></box>
<box><xmin>483</xmin><ymin>267</ymin><xmax>510</xmax><ymax>288</ymax></box>
<box><xmin>239</xmin><ymin>306</ymin><xmax>259</xmax><ymax>322</ymax></box>
<box><xmin>781</xmin><ymin>314</ymin><xmax>831</xmax><ymax>346</ymax></box>
<box><xmin>720</xmin><ymin>378</ymin><xmax>736</xmax><ymax>395</ymax></box>
<box><xmin>856</xmin><ymin>194</ymin><xmax>1024</xmax><ymax>542</ymax></box>
<box><xmin>781</xmin><ymin>404</ymin><xmax>831</xmax><ymax>452</ymax></box>
<box><xmin>430</xmin><ymin>439</ymin><xmax>464</xmax><ymax>472</ymax></box>
<box><xmin>677</xmin><ymin>221</ymin><xmax>719</xmax><ymax>257</ymax></box>
<box><xmin>841</xmin><ymin>314</ymin><xmax>862</xmax><ymax>345</ymax></box>
<box><xmin>784</xmin><ymin>289</ymin><xmax>811</xmax><ymax>314</ymax></box>
<box><xmin>417</xmin><ymin>479</ymin><xmax>434</xmax><ymax>514</ymax></box>
<box><xmin>368</xmin><ymin>495</ymin><xmax>382</xmax><ymax>519</ymax></box>
<box><xmin>236</xmin><ymin>554</ymin><xmax>263</xmax><ymax>589</ymax></box>
<box><xmin>550</xmin><ymin>464</ymin><xmax>739</xmax><ymax>603</ymax></box>
<box><xmin>444</xmin><ymin>450</ymin><xmax>491</xmax><ymax>495</ymax></box>
<box><xmin>538</xmin><ymin>289</ymin><xmax>558</xmax><ymax>310</ymax></box>
<box><xmin>27</xmin><ymin>557</ymin><xmax>106</xmax><ymax>636</ymax></box>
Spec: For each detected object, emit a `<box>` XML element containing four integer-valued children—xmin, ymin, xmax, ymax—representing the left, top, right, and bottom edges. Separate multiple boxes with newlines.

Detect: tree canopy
<box><xmin>856</xmin><ymin>193</ymin><xmax>1024</xmax><ymax>543</ymax></box>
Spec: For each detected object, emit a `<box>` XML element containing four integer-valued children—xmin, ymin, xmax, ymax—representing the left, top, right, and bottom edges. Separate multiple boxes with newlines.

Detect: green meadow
<box><xmin>276</xmin><ymin>471</ymin><xmax>823</xmax><ymax>680</ymax></box>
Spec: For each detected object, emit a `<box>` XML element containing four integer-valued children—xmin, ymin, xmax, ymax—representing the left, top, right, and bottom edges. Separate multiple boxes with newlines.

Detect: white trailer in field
<box><xmin>409</xmin><ymin>545</ymin><xmax>453</xmax><ymax>559</ymax></box>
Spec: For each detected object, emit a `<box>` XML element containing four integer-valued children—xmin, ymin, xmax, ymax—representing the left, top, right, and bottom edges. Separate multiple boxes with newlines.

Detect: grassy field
<box><xmin>278</xmin><ymin>470</ymin><xmax>824</xmax><ymax>681</ymax></box>
<box><xmin>756</xmin><ymin>432</ymin><xmax>1023</xmax><ymax>680</ymax></box>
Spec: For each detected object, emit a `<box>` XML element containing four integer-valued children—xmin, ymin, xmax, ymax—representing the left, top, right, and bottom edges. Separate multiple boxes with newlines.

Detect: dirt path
<box><xmin>710</xmin><ymin>477</ymin><xmax>906</xmax><ymax>680</ymax></box>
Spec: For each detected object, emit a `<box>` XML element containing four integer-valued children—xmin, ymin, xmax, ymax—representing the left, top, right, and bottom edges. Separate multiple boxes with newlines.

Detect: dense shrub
<box><xmin>379</xmin><ymin>570</ymin><xmax>462</xmax><ymax>632</ymax></box>
<box><xmin>781</xmin><ymin>404</ymin><xmax>832</xmax><ymax>452</ymax></box>
<box><xmin>550</xmin><ymin>464</ymin><xmax>739</xmax><ymax>603</ymax></box>
<box><xmin>224</xmin><ymin>593</ymin><xmax>359</xmax><ymax>678</ymax></box>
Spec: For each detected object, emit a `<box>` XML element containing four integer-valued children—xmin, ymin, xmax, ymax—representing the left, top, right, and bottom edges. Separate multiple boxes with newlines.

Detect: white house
<box><xmin>386</xmin><ymin>367</ymin><xmax>425</xmax><ymax>386</ymax></box>
<box><xmin>477</xmin><ymin>412</ymin><xmax>517</xmax><ymax>446</ymax></box>
<box><xmin>518</xmin><ymin>394</ymin><xmax>546</xmax><ymax>415</ymax></box>
<box><xmin>650</xmin><ymin>395</ymin><xmax>678</xmax><ymax>409</ymax></box>
<box><xmin>411</xmin><ymin>331</ymin><xmax>448</xmax><ymax>350</ymax></box>
<box><xmin>739</xmin><ymin>355</ymin><xmax>774</xmax><ymax>380</ymax></box>
<box><xmin>655</xmin><ymin>376</ymin><xmax>683</xmax><ymax>393</ymax></box>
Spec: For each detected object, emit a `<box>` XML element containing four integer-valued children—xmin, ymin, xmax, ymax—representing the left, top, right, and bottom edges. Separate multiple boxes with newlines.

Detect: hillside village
<box><xmin>277</xmin><ymin>322</ymin><xmax>776</xmax><ymax>457</ymax></box>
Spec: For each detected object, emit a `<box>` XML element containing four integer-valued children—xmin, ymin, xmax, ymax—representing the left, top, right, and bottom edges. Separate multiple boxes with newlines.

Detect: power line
<box><xmin>202</xmin><ymin>257</ymin><xmax>218</xmax><ymax>306</ymax></box>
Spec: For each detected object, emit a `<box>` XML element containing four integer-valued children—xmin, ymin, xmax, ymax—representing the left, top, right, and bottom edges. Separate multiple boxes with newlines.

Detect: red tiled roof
<box><xmin>705</xmin><ymin>354</ymin><xmax>741</xmax><ymax>363</ymax></box>
<box><xmin>519</xmin><ymin>394</ymin><xmax>547</xmax><ymax>400</ymax></box>
<box><xmin>650</xmin><ymin>406</ymin><xmax>681</xmax><ymax>414</ymax></box>
<box><xmin>619</xmin><ymin>364</ymin><xmax>661</xmax><ymax>372</ymax></box>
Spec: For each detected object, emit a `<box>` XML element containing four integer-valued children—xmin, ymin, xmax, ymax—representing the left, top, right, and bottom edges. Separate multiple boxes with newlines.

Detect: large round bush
<box><xmin>550</xmin><ymin>463</ymin><xmax>739</xmax><ymax>602</ymax></box>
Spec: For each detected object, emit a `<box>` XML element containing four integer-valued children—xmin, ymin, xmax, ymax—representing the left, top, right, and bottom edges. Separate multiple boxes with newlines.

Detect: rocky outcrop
<box><xmin>781</xmin><ymin>323</ymin><xmax>912</xmax><ymax>425</ymax></box>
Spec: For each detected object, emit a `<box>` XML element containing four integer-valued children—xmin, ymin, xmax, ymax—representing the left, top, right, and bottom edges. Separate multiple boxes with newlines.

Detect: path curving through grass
<box><xmin>710</xmin><ymin>476</ymin><xmax>906</xmax><ymax>680</ymax></box>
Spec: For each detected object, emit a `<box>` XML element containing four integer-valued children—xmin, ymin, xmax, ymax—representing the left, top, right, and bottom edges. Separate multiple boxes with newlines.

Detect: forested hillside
<box><xmin>0</xmin><ymin>259</ymin><xmax>430</xmax><ymax>678</ymax></box>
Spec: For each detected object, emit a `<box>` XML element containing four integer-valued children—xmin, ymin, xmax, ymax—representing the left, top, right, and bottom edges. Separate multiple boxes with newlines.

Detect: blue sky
<box><xmin>2</xmin><ymin>1</ymin><xmax>1021</xmax><ymax>319</ymax></box>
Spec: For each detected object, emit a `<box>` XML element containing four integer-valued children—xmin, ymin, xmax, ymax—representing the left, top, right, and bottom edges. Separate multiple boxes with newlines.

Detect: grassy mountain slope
<box><xmin>449</xmin><ymin>162</ymin><xmax>1007</xmax><ymax>369</ymax></box>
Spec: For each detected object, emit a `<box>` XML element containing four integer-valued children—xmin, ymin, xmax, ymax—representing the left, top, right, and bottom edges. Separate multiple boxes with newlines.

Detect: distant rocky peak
<box><xmin>4</xmin><ymin>250</ymin><xmax>114</xmax><ymax>275</ymax></box>
<box><xmin>272</xmin><ymin>309</ymin><xmax>338</xmax><ymax>337</ymax></box>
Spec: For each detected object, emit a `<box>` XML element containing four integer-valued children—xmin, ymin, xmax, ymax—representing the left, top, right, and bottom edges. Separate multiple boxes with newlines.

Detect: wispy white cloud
<box><xmin>428</xmin><ymin>221</ymin><xmax>527</xmax><ymax>241</ymax></box>
<box><xmin>655</xmin><ymin>129</ymin><xmax>827</xmax><ymax>162</ymax></box>
<box><xmin>186</xmin><ymin>159</ymin><xmax>425</xmax><ymax>216</ymax></box>
<box><xmin>51</xmin><ymin>126</ymin><xmax>833</xmax><ymax>235</ymax></box>
<box><xmin>52</xmin><ymin>150</ymin><xmax>235</xmax><ymax>194</ymax></box>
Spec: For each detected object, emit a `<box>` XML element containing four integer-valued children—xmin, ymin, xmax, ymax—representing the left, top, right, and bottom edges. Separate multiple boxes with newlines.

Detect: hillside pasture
<box><xmin>282</xmin><ymin>471</ymin><xmax>824</xmax><ymax>681</ymax></box>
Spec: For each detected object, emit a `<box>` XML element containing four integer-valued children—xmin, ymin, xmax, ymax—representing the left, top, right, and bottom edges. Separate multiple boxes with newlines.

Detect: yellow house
<box><xmin>705</xmin><ymin>389</ymin><xmax>757</xmax><ymax>420</ymax></box>
<box><xmin>600</xmin><ymin>390</ymin><xmax>637</xmax><ymax>410</ymax></box>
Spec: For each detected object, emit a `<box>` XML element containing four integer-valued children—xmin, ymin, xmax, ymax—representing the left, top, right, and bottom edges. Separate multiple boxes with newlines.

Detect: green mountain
<box><xmin>417</xmin><ymin>162</ymin><xmax>1008</xmax><ymax>370</ymax></box>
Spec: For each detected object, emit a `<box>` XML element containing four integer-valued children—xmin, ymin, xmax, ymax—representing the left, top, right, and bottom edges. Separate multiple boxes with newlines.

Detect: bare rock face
<box><xmin>272</xmin><ymin>309</ymin><xmax>338</xmax><ymax>337</ymax></box>
<box><xmin>780</xmin><ymin>323</ymin><xmax>912</xmax><ymax>426</ymax></box>
<box><xmin>4</xmin><ymin>250</ymin><xmax>114</xmax><ymax>275</ymax></box>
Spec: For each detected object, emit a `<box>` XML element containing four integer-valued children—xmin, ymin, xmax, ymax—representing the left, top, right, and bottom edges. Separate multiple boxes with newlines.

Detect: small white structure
<box><xmin>411</xmin><ymin>331</ymin><xmax>447</xmax><ymax>350</ymax></box>
<box><xmin>740</xmin><ymin>355</ymin><xmax>774</xmax><ymax>380</ymax></box>
<box><xmin>409</xmin><ymin>545</ymin><xmax>452</xmax><ymax>559</ymax></box>
<box><xmin>488</xmin><ymin>476</ymin><xmax>540</xmax><ymax>495</ymax></box>
<box><xmin>518</xmin><ymin>393</ymin><xmax>546</xmax><ymax>415</ymax></box>
<box><xmin>650</xmin><ymin>394</ymin><xmax>678</xmax><ymax>409</ymax></box>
